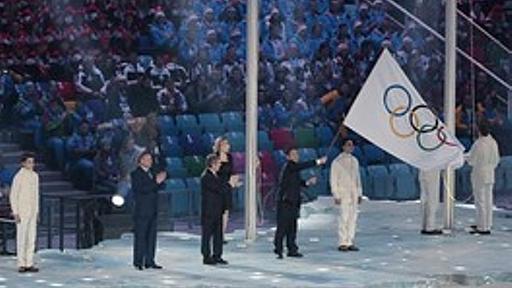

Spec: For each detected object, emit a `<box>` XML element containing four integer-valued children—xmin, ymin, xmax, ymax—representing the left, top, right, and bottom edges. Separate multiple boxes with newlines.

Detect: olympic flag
<box><xmin>344</xmin><ymin>49</ymin><xmax>464</xmax><ymax>170</ymax></box>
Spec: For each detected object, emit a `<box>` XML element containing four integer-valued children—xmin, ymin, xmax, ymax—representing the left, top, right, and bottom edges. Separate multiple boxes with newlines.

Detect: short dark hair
<box><xmin>20</xmin><ymin>152</ymin><xmax>36</xmax><ymax>163</ymax></box>
<box><xmin>206</xmin><ymin>153</ymin><xmax>219</xmax><ymax>168</ymax></box>
<box><xmin>478</xmin><ymin>120</ymin><xmax>490</xmax><ymax>136</ymax></box>
<box><xmin>137</xmin><ymin>150</ymin><xmax>153</xmax><ymax>163</ymax></box>
<box><xmin>341</xmin><ymin>138</ymin><xmax>354</xmax><ymax>147</ymax></box>
<box><xmin>285</xmin><ymin>147</ymin><xmax>298</xmax><ymax>156</ymax></box>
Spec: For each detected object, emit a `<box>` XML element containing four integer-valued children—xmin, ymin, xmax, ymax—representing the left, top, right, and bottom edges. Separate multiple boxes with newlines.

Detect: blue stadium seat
<box><xmin>352</xmin><ymin>146</ymin><xmax>367</xmax><ymax>166</ymax></box>
<box><xmin>258</xmin><ymin>130</ymin><xmax>273</xmax><ymax>151</ymax></box>
<box><xmin>201</xmin><ymin>132</ymin><xmax>219</xmax><ymax>154</ymax></box>
<box><xmin>362</xmin><ymin>144</ymin><xmax>386</xmax><ymax>165</ymax></box>
<box><xmin>225</xmin><ymin>131</ymin><xmax>245</xmax><ymax>152</ymax></box>
<box><xmin>317</xmin><ymin>146</ymin><xmax>341</xmax><ymax>166</ymax></box>
<box><xmin>359</xmin><ymin>167</ymin><xmax>370</xmax><ymax>198</ymax></box>
<box><xmin>199</xmin><ymin>113</ymin><xmax>225</xmax><ymax>133</ymax></box>
<box><xmin>161</xmin><ymin>136</ymin><xmax>183</xmax><ymax>157</ymax></box>
<box><xmin>298</xmin><ymin>148</ymin><xmax>318</xmax><ymax>161</ymax></box>
<box><xmin>158</xmin><ymin>115</ymin><xmax>178</xmax><ymax>136</ymax></box>
<box><xmin>185</xmin><ymin>177</ymin><xmax>201</xmax><ymax>214</ymax></box>
<box><xmin>494</xmin><ymin>163</ymin><xmax>505</xmax><ymax>191</ymax></box>
<box><xmin>180</xmin><ymin>133</ymin><xmax>204</xmax><ymax>156</ymax></box>
<box><xmin>273</xmin><ymin>150</ymin><xmax>287</xmax><ymax>169</ymax></box>
<box><xmin>165</xmin><ymin>179</ymin><xmax>190</xmax><ymax>217</ymax></box>
<box><xmin>500</xmin><ymin>156</ymin><xmax>512</xmax><ymax>190</ymax></box>
<box><xmin>389</xmin><ymin>164</ymin><xmax>418</xmax><ymax>200</ymax></box>
<box><xmin>315</xmin><ymin>125</ymin><xmax>334</xmax><ymax>147</ymax></box>
<box><xmin>176</xmin><ymin>114</ymin><xmax>202</xmax><ymax>134</ymax></box>
<box><xmin>221</xmin><ymin>111</ymin><xmax>244</xmax><ymax>131</ymax></box>
<box><xmin>166</xmin><ymin>157</ymin><xmax>187</xmax><ymax>179</ymax></box>
<box><xmin>367</xmin><ymin>165</ymin><xmax>393</xmax><ymax>200</ymax></box>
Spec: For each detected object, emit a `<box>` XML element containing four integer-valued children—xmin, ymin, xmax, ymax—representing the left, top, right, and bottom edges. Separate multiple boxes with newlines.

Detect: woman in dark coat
<box><xmin>213</xmin><ymin>136</ymin><xmax>234</xmax><ymax>244</ymax></box>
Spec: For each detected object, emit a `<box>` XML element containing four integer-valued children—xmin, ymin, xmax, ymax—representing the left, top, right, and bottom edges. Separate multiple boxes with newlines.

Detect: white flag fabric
<box><xmin>344</xmin><ymin>49</ymin><xmax>464</xmax><ymax>171</ymax></box>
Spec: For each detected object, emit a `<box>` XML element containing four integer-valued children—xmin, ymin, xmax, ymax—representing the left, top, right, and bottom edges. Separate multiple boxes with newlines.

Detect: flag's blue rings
<box><xmin>383</xmin><ymin>84</ymin><xmax>412</xmax><ymax>117</ymax></box>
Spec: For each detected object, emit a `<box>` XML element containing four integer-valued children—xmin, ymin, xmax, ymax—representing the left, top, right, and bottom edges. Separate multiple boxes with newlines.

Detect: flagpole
<box><xmin>244</xmin><ymin>0</ymin><xmax>258</xmax><ymax>241</ymax></box>
<box><xmin>443</xmin><ymin>0</ymin><xmax>457</xmax><ymax>231</ymax></box>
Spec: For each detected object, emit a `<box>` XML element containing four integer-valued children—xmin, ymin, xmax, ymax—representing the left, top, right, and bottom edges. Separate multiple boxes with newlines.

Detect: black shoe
<box><xmin>470</xmin><ymin>225</ymin><xmax>477</xmax><ymax>230</ymax></box>
<box><xmin>338</xmin><ymin>245</ymin><xmax>349</xmax><ymax>252</ymax></box>
<box><xmin>25</xmin><ymin>266</ymin><xmax>39</xmax><ymax>273</ymax></box>
<box><xmin>223</xmin><ymin>240</ymin><xmax>228</xmax><ymax>245</ymax></box>
<box><xmin>348</xmin><ymin>245</ymin><xmax>360</xmax><ymax>252</ymax></box>
<box><xmin>214</xmin><ymin>258</ymin><xmax>229</xmax><ymax>265</ymax></box>
<box><xmin>469</xmin><ymin>230</ymin><xmax>491</xmax><ymax>235</ymax></box>
<box><xmin>273</xmin><ymin>249</ymin><xmax>283</xmax><ymax>259</ymax></box>
<box><xmin>134</xmin><ymin>265</ymin><xmax>144</xmax><ymax>271</ymax></box>
<box><xmin>287</xmin><ymin>252</ymin><xmax>303</xmax><ymax>258</ymax></box>
<box><xmin>145</xmin><ymin>264</ymin><xmax>163</xmax><ymax>269</ymax></box>
<box><xmin>421</xmin><ymin>229</ymin><xmax>443</xmax><ymax>235</ymax></box>
<box><xmin>203</xmin><ymin>258</ymin><xmax>217</xmax><ymax>265</ymax></box>
<box><xmin>18</xmin><ymin>267</ymin><xmax>27</xmax><ymax>273</ymax></box>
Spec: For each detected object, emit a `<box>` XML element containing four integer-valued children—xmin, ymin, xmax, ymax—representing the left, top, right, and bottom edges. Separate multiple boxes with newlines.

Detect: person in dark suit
<box><xmin>273</xmin><ymin>148</ymin><xmax>326</xmax><ymax>259</ymax></box>
<box><xmin>201</xmin><ymin>154</ymin><xmax>238</xmax><ymax>265</ymax></box>
<box><xmin>131</xmin><ymin>151</ymin><xmax>167</xmax><ymax>270</ymax></box>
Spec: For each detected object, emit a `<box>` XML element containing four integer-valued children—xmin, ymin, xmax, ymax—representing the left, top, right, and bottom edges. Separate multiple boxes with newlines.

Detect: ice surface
<box><xmin>0</xmin><ymin>197</ymin><xmax>511</xmax><ymax>287</ymax></box>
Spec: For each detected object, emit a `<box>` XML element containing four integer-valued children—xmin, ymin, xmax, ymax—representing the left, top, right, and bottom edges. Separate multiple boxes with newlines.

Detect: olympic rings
<box><xmin>383</xmin><ymin>84</ymin><xmax>412</xmax><ymax>117</ymax></box>
<box><xmin>383</xmin><ymin>84</ymin><xmax>458</xmax><ymax>152</ymax></box>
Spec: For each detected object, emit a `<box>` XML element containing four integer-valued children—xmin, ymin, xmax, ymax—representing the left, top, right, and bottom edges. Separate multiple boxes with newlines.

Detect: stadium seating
<box><xmin>294</xmin><ymin>127</ymin><xmax>318</xmax><ymax>148</ymax></box>
<box><xmin>199</xmin><ymin>113</ymin><xmax>225</xmax><ymax>133</ymax></box>
<box><xmin>367</xmin><ymin>165</ymin><xmax>393</xmax><ymax>200</ymax></box>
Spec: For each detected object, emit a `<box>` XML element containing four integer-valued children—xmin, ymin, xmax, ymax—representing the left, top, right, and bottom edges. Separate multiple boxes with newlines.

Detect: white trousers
<box><xmin>419</xmin><ymin>177</ymin><xmax>440</xmax><ymax>231</ymax></box>
<box><xmin>338</xmin><ymin>201</ymin><xmax>358</xmax><ymax>246</ymax></box>
<box><xmin>473</xmin><ymin>183</ymin><xmax>493</xmax><ymax>231</ymax></box>
<box><xmin>16</xmin><ymin>215</ymin><xmax>37</xmax><ymax>267</ymax></box>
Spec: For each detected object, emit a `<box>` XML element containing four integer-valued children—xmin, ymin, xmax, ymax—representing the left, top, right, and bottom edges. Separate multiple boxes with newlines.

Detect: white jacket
<box><xmin>467</xmin><ymin>135</ymin><xmax>500</xmax><ymax>185</ymax></box>
<box><xmin>10</xmin><ymin>168</ymin><xmax>39</xmax><ymax>218</ymax></box>
<box><xmin>330</xmin><ymin>153</ymin><xmax>362</xmax><ymax>203</ymax></box>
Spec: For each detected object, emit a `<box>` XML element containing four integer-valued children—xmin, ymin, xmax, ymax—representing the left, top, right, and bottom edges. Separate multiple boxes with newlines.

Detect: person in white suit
<box><xmin>9</xmin><ymin>152</ymin><xmax>40</xmax><ymax>273</ymax></box>
<box><xmin>418</xmin><ymin>169</ymin><xmax>442</xmax><ymax>235</ymax></box>
<box><xmin>466</xmin><ymin>120</ymin><xmax>500</xmax><ymax>235</ymax></box>
<box><xmin>330</xmin><ymin>139</ymin><xmax>362</xmax><ymax>252</ymax></box>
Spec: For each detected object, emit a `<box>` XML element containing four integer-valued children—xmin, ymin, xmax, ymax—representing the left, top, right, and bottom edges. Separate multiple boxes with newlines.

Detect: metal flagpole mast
<box><xmin>245</xmin><ymin>0</ymin><xmax>259</xmax><ymax>241</ymax></box>
<box><xmin>443</xmin><ymin>0</ymin><xmax>457</xmax><ymax>231</ymax></box>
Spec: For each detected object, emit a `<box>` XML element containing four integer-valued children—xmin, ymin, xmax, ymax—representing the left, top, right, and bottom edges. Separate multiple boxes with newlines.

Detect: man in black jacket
<box><xmin>131</xmin><ymin>151</ymin><xmax>167</xmax><ymax>270</ymax></box>
<box><xmin>273</xmin><ymin>148</ymin><xmax>326</xmax><ymax>259</ymax></box>
<box><xmin>201</xmin><ymin>154</ymin><xmax>237</xmax><ymax>265</ymax></box>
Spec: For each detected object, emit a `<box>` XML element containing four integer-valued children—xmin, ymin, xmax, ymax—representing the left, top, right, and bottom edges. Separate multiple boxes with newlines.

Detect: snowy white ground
<box><xmin>1</xmin><ymin>198</ymin><xmax>512</xmax><ymax>288</ymax></box>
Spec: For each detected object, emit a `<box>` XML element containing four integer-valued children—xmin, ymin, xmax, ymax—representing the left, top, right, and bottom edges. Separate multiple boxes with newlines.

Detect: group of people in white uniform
<box><xmin>6</xmin><ymin>120</ymin><xmax>500</xmax><ymax>270</ymax></box>
<box><xmin>329</xmin><ymin>120</ymin><xmax>500</xmax><ymax>252</ymax></box>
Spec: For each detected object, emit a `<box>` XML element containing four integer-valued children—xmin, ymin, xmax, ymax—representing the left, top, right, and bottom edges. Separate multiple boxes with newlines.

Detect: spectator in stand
<box><xmin>128</xmin><ymin>73</ymin><xmax>159</xmax><ymax>117</ymax></box>
<box><xmin>157</xmin><ymin>78</ymin><xmax>188</xmax><ymax>115</ymax></box>
<box><xmin>150</xmin><ymin>11</ymin><xmax>177</xmax><ymax>51</ymax></box>
<box><xmin>67</xmin><ymin>120</ymin><xmax>96</xmax><ymax>190</ymax></box>
<box><xmin>94</xmin><ymin>140</ymin><xmax>119</xmax><ymax>194</ymax></box>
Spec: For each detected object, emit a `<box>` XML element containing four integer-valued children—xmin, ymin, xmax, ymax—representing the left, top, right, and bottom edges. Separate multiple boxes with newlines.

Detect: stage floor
<box><xmin>1</xmin><ymin>198</ymin><xmax>512</xmax><ymax>288</ymax></box>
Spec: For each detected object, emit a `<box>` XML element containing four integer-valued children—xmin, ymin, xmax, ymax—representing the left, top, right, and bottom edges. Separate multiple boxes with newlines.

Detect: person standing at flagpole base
<box><xmin>466</xmin><ymin>120</ymin><xmax>500</xmax><ymax>235</ymax></box>
<box><xmin>9</xmin><ymin>152</ymin><xmax>40</xmax><ymax>273</ymax></box>
<box><xmin>330</xmin><ymin>139</ymin><xmax>362</xmax><ymax>252</ymax></box>
<box><xmin>273</xmin><ymin>148</ymin><xmax>326</xmax><ymax>259</ymax></box>
<box><xmin>418</xmin><ymin>169</ymin><xmax>443</xmax><ymax>235</ymax></box>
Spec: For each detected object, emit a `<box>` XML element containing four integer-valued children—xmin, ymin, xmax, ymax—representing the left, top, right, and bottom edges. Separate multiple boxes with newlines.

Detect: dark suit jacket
<box><xmin>277</xmin><ymin>160</ymin><xmax>317</xmax><ymax>209</ymax></box>
<box><xmin>131</xmin><ymin>166</ymin><xmax>164</xmax><ymax>218</ymax></box>
<box><xmin>201</xmin><ymin>169</ymin><xmax>230</xmax><ymax>224</ymax></box>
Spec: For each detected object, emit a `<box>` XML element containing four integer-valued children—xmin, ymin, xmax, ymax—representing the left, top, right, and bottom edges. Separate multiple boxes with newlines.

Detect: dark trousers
<box><xmin>133</xmin><ymin>215</ymin><xmax>157</xmax><ymax>266</ymax></box>
<box><xmin>273</xmin><ymin>203</ymin><xmax>299</xmax><ymax>254</ymax></box>
<box><xmin>201</xmin><ymin>216</ymin><xmax>223</xmax><ymax>259</ymax></box>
